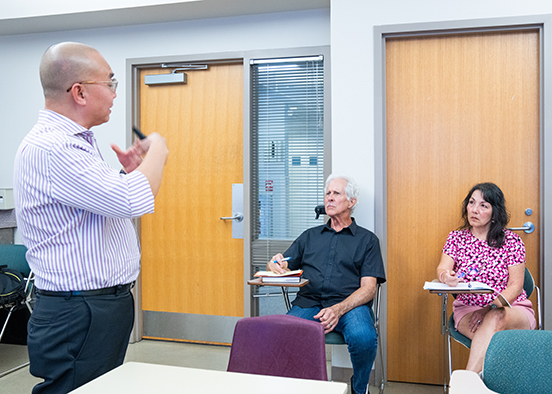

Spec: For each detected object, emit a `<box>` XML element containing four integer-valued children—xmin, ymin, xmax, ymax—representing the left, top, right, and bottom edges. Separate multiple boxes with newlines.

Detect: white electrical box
<box><xmin>0</xmin><ymin>188</ymin><xmax>14</xmax><ymax>210</ymax></box>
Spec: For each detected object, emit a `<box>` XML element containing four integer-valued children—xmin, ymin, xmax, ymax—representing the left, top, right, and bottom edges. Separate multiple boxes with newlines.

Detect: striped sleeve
<box><xmin>48</xmin><ymin>136</ymin><xmax>154</xmax><ymax>219</ymax></box>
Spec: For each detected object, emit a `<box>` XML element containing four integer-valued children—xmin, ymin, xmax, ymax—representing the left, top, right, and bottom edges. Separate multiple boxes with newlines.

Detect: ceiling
<box><xmin>0</xmin><ymin>0</ymin><xmax>330</xmax><ymax>37</ymax></box>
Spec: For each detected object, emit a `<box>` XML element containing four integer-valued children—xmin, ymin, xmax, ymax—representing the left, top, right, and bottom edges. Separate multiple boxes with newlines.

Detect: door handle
<box><xmin>507</xmin><ymin>222</ymin><xmax>535</xmax><ymax>234</ymax></box>
<box><xmin>222</xmin><ymin>184</ymin><xmax>243</xmax><ymax>239</ymax></box>
<box><xmin>220</xmin><ymin>213</ymin><xmax>244</xmax><ymax>222</ymax></box>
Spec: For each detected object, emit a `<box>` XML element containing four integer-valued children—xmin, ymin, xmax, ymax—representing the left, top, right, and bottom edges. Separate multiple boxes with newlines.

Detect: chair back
<box><xmin>523</xmin><ymin>267</ymin><xmax>535</xmax><ymax>298</ymax></box>
<box><xmin>227</xmin><ymin>314</ymin><xmax>327</xmax><ymax>381</ymax></box>
<box><xmin>324</xmin><ymin>331</ymin><xmax>345</xmax><ymax>345</ymax></box>
<box><xmin>448</xmin><ymin>313</ymin><xmax>472</xmax><ymax>349</ymax></box>
<box><xmin>483</xmin><ymin>330</ymin><xmax>552</xmax><ymax>394</ymax></box>
<box><xmin>0</xmin><ymin>245</ymin><xmax>30</xmax><ymax>276</ymax></box>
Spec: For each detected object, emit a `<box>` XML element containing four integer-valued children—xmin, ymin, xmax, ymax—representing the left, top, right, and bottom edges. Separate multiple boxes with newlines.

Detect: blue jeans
<box><xmin>287</xmin><ymin>305</ymin><xmax>376</xmax><ymax>394</ymax></box>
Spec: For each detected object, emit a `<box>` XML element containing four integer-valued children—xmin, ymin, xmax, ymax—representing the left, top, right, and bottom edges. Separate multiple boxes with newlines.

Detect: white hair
<box><xmin>324</xmin><ymin>174</ymin><xmax>359</xmax><ymax>212</ymax></box>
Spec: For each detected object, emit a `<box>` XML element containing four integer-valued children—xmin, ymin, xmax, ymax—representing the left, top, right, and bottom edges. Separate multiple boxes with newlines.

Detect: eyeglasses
<box><xmin>66</xmin><ymin>78</ymin><xmax>118</xmax><ymax>93</ymax></box>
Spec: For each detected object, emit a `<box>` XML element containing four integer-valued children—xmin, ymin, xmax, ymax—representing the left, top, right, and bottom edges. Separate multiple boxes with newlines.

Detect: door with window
<box><xmin>135</xmin><ymin>50</ymin><xmax>329</xmax><ymax>342</ymax></box>
<box><xmin>385</xmin><ymin>29</ymin><xmax>540</xmax><ymax>384</ymax></box>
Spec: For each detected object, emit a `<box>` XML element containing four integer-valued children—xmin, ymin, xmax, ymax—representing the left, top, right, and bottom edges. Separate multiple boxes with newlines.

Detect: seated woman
<box><xmin>436</xmin><ymin>182</ymin><xmax>536</xmax><ymax>373</ymax></box>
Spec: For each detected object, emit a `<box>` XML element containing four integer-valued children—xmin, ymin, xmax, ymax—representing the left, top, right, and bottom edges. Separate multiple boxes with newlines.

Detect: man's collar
<box><xmin>322</xmin><ymin>217</ymin><xmax>357</xmax><ymax>235</ymax></box>
<box><xmin>40</xmin><ymin>109</ymin><xmax>91</xmax><ymax>137</ymax></box>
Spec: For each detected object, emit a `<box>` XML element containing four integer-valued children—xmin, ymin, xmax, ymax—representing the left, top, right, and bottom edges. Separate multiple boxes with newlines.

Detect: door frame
<box><xmin>374</xmin><ymin>14</ymin><xmax>552</xmax><ymax>380</ymax></box>
<box><xmin>125</xmin><ymin>46</ymin><xmax>331</xmax><ymax>343</ymax></box>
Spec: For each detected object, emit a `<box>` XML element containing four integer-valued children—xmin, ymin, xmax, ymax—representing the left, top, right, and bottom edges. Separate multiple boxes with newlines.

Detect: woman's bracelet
<box><xmin>439</xmin><ymin>270</ymin><xmax>448</xmax><ymax>283</ymax></box>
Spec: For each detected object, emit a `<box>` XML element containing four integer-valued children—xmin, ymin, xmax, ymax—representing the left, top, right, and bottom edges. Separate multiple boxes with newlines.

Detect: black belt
<box><xmin>37</xmin><ymin>282</ymin><xmax>134</xmax><ymax>297</ymax></box>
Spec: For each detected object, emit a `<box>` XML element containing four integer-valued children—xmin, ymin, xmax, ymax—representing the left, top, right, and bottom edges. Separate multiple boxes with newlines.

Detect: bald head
<box><xmin>40</xmin><ymin>42</ymin><xmax>104</xmax><ymax>100</ymax></box>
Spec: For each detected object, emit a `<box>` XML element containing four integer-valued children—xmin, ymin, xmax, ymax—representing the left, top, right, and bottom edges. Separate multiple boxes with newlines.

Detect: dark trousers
<box><xmin>27</xmin><ymin>290</ymin><xmax>134</xmax><ymax>394</ymax></box>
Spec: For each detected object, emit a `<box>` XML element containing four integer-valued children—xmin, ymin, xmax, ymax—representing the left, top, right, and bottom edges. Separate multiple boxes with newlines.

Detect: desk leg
<box><xmin>441</xmin><ymin>293</ymin><xmax>449</xmax><ymax>393</ymax></box>
<box><xmin>281</xmin><ymin>287</ymin><xmax>291</xmax><ymax>312</ymax></box>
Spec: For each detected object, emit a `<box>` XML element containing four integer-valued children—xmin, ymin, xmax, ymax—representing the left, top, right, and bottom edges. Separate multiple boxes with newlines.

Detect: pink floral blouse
<box><xmin>442</xmin><ymin>229</ymin><xmax>527</xmax><ymax>307</ymax></box>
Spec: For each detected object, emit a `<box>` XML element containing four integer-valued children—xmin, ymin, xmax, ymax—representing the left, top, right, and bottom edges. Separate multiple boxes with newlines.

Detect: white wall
<box><xmin>0</xmin><ymin>9</ymin><xmax>329</xmax><ymax>188</ymax></box>
<box><xmin>330</xmin><ymin>0</ymin><xmax>552</xmax><ymax>230</ymax></box>
<box><xmin>5</xmin><ymin>0</ymin><xmax>552</xmax><ymax>241</ymax></box>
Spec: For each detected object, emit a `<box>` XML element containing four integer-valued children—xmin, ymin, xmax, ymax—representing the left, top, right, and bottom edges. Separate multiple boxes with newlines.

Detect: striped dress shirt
<box><xmin>13</xmin><ymin>110</ymin><xmax>154</xmax><ymax>291</ymax></box>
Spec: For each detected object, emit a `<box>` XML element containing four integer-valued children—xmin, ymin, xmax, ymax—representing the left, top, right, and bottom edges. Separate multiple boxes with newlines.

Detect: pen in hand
<box><xmin>273</xmin><ymin>257</ymin><xmax>291</xmax><ymax>273</ymax></box>
<box><xmin>457</xmin><ymin>267</ymin><xmax>479</xmax><ymax>288</ymax></box>
<box><xmin>132</xmin><ymin>126</ymin><xmax>147</xmax><ymax>140</ymax></box>
<box><xmin>273</xmin><ymin>257</ymin><xmax>291</xmax><ymax>266</ymax></box>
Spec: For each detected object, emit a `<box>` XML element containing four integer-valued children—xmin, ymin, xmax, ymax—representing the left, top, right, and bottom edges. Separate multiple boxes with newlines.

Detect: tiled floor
<box><xmin>0</xmin><ymin>341</ymin><xmax>444</xmax><ymax>394</ymax></box>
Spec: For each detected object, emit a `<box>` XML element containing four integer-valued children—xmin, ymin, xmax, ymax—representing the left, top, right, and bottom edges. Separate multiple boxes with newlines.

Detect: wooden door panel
<box><xmin>386</xmin><ymin>30</ymin><xmax>540</xmax><ymax>384</ymax></box>
<box><xmin>140</xmin><ymin>64</ymin><xmax>244</xmax><ymax>318</ymax></box>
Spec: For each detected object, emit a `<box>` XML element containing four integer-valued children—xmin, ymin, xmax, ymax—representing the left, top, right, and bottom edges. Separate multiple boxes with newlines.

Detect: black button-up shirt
<box><xmin>285</xmin><ymin>218</ymin><xmax>386</xmax><ymax>309</ymax></box>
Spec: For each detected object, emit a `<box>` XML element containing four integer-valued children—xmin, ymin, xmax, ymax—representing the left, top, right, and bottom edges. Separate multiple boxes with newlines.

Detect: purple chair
<box><xmin>227</xmin><ymin>314</ymin><xmax>327</xmax><ymax>381</ymax></box>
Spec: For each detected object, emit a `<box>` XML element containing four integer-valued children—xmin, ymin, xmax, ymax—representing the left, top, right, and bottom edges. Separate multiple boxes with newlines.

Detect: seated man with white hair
<box><xmin>267</xmin><ymin>174</ymin><xmax>386</xmax><ymax>394</ymax></box>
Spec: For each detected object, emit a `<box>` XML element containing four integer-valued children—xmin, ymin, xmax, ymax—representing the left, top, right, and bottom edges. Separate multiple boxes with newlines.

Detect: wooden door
<box><xmin>386</xmin><ymin>30</ymin><xmax>540</xmax><ymax>384</ymax></box>
<box><xmin>139</xmin><ymin>63</ymin><xmax>244</xmax><ymax>341</ymax></box>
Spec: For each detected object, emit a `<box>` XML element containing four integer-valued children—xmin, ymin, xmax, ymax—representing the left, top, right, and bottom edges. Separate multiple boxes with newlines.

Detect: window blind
<box><xmin>250</xmin><ymin>55</ymin><xmax>326</xmax><ymax>271</ymax></box>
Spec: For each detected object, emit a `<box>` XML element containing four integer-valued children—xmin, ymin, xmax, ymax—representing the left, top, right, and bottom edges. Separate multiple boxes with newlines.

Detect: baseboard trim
<box><xmin>143</xmin><ymin>310</ymin><xmax>240</xmax><ymax>344</ymax></box>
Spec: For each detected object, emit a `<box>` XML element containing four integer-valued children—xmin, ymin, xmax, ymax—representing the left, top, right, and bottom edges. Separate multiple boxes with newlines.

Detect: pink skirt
<box><xmin>452</xmin><ymin>298</ymin><xmax>536</xmax><ymax>330</ymax></box>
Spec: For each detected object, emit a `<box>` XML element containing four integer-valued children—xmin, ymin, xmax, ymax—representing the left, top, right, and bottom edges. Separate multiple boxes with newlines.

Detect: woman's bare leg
<box><xmin>456</xmin><ymin>308</ymin><xmax>530</xmax><ymax>372</ymax></box>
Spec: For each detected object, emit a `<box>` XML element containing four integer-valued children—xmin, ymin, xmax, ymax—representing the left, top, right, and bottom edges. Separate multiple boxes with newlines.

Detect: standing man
<box><xmin>13</xmin><ymin>42</ymin><xmax>168</xmax><ymax>394</ymax></box>
<box><xmin>267</xmin><ymin>174</ymin><xmax>385</xmax><ymax>394</ymax></box>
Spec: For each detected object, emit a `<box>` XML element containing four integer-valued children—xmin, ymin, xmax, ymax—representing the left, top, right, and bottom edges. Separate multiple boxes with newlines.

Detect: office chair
<box><xmin>449</xmin><ymin>330</ymin><xmax>552</xmax><ymax>394</ymax></box>
<box><xmin>446</xmin><ymin>267</ymin><xmax>541</xmax><ymax>379</ymax></box>
<box><xmin>0</xmin><ymin>244</ymin><xmax>34</xmax><ymax>377</ymax></box>
<box><xmin>227</xmin><ymin>314</ymin><xmax>327</xmax><ymax>380</ymax></box>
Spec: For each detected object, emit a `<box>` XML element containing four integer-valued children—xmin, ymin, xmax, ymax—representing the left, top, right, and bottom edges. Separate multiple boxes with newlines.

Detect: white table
<box><xmin>69</xmin><ymin>362</ymin><xmax>348</xmax><ymax>394</ymax></box>
<box><xmin>449</xmin><ymin>370</ymin><xmax>498</xmax><ymax>394</ymax></box>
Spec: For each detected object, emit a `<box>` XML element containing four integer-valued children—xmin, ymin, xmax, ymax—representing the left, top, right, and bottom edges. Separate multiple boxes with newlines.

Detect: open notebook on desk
<box><xmin>423</xmin><ymin>281</ymin><xmax>493</xmax><ymax>292</ymax></box>
<box><xmin>424</xmin><ymin>281</ymin><xmax>511</xmax><ymax>307</ymax></box>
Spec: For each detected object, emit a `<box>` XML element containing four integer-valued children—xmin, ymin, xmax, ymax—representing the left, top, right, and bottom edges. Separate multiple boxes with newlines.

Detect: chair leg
<box><xmin>535</xmin><ymin>285</ymin><xmax>542</xmax><ymax>330</ymax></box>
<box><xmin>447</xmin><ymin>331</ymin><xmax>452</xmax><ymax>388</ymax></box>
<box><xmin>377</xmin><ymin>334</ymin><xmax>385</xmax><ymax>393</ymax></box>
<box><xmin>25</xmin><ymin>274</ymin><xmax>35</xmax><ymax>314</ymax></box>
<box><xmin>0</xmin><ymin>305</ymin><xmax>16</xmax><ymax>342</ymax></box>
<box><xmin>441</xmin><ymin>293</ymin><xmax>451</xmax><ymax>393</ymax></box>
<box><xmin>280</xmin><ymin>287</ymin><xmax>291</xmax><ymax>312</ymax></box>
<box><xmin>374</xmin><ymin>284</ymin><xmax>385</xmax><ymax>393</ymax></box>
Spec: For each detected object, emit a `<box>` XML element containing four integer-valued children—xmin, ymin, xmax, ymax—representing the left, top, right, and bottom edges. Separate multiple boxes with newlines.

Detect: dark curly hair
<box><xmin>459</xmin><ymin>182</ymin><xmax>510</xmax><ymax>248</ymax></box>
